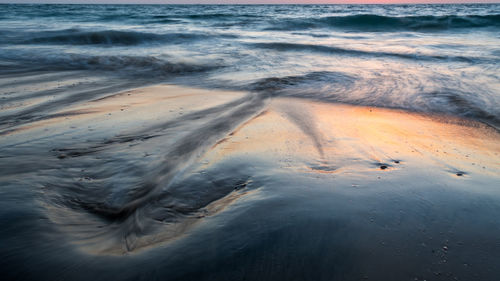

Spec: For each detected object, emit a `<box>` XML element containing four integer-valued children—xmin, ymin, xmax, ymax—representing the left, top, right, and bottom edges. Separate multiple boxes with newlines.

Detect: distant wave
<box><xmin>72</xmin><ymin>55</ymin><xmax>220</xmax><ymax>73</ymax></box>
<box><xmin>148</xmin><ymin>16</ymin><xmax>181</xmax><ymax>24</ymax></box>
<box><xmin>136</xmin><ymin>13</ymin><xmax>263</xmax><ymax>24</ymax></box>
<box><xmin>181</xmin><ymin>13</ymin><xmax>261</xmax><ymax>20</ymax></box>
<box><xmin>268</xmin><ymin>14</ymin><xmax>500</xmax><ymax>31</ymax></box>
<box><xmin>0</xmin><ymin>53</ymin><xmax>222</xmax><ymax>76</ymax></box>
<box><xmin>22</xmin><ymin>30</ymin><xmax>228</xmax><ymax>46</ymax></box>
<box><xmin>250</xmin><ymin>42</ymin><xmax>478</xmax><ymax>63</ymax></box>
<box><xmin>321</xmin><ymin>14</ymin><xmax>500</xmax><ymax>30</ymax></box>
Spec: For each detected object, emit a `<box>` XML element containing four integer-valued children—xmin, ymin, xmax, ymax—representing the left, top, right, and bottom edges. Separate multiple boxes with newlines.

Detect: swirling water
<box><xmin>1</xmin><ymin>4</ymin><xmax>500</xmax><ymax>281</ymax></box>
<box><xmin>1</xmin><ymin>4</ymin><xmax>499</xmax><ymax>126</ymax></box>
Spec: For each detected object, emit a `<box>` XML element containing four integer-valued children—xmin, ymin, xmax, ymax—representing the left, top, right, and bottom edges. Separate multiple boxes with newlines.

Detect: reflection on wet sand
<box><xmin>1</xmin><ymin>85</ymin><xmax>499</xmax><ymax>280</ymax></box>
<box><xmin>1</xmin><ymin>85</ymin><xmax>260</xmax><ymax>255</ymax></box>
<box><xmin>206</xmin><ymin>97</ymin><xmax>499</xmax><ymax>179</ymax></box>
<box><xmin>29</xmin><ymin>86</ymin><xmax>498</xmax><ymax>255</ymax></box>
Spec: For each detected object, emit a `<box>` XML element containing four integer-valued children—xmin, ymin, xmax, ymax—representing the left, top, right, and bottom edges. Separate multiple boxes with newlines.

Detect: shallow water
<box><xmin>1</xmin><ymin>4</ymin><xmax>499</xmax><ymax>127</ymax></box>
<box><xmin>1</xmin><ymin>4</ymin><xmax>500</xmax><ymax>281</ymax></box>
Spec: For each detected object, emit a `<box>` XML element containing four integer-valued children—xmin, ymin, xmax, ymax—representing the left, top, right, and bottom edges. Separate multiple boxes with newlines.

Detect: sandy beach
<box><xmin>1</xmin><ymin>3</ymin><xmax>500</xmax><ymax>280</ymax></box>
<box><xmin>1</xmin><ymin>84</ymin><xmax>499</xmax><ymax>280</ymax></box>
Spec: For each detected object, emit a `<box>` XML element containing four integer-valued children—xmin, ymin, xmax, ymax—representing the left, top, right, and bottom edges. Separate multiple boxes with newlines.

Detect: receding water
<box><xmin>1</xmin><ymin>4</ymin><xmax>499</xmax><ymax>126</ymax></box>
<box><xmin>1</xmin><ymin>4</ymin><xmax>500</xmax><ymax>281</ymax></box>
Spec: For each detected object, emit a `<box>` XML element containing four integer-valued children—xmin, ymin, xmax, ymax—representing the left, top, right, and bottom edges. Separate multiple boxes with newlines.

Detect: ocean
<box><xmin>1</xmin><ymin>4</ymin><xmax>499</xmax><ymax>127</ymax></box>
<box><xmin>0</xmin><ymin>4</ymin><xmax>500</xmax><ymax>281</ymax></box>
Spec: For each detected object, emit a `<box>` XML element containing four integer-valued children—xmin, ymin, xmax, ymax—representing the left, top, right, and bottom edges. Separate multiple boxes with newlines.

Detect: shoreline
<box><xmin>6</xmin><ymin>84</ymin><xmax>500</xmax><ymax>249</ymax></box>
<box><xmin>1</xmin><ymin>84</ymin><xmax>499</xmax><ymax>279</ymax></box>
<box><xmin>2</xmin><ymin>3</ymin><xmax>500</xmax><ymax>280</ymax></box>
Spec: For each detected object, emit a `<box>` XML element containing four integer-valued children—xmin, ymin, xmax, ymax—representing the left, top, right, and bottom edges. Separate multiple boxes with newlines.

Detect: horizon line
<box><xmin>1</xmin><ymin>1</ymin><xmax>499</xmax><ymax>4</ymax></box>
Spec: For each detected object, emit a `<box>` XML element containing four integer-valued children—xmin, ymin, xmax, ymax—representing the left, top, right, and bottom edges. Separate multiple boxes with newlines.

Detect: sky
<box><xmin>0</xmin><ymin>0</ymin><xmax>498</xmax><ymax>4</ymax></box>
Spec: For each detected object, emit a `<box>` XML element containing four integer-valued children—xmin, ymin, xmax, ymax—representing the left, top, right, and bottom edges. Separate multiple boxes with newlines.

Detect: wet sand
<box><xmin>1</xmin><ymin>85</ymin><xmax>499</xmax><ymax>280</ymax></box>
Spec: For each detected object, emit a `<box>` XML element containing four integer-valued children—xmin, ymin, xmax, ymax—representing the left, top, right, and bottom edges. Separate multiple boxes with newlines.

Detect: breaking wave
<box><xmin>248</xmin><ymin>71</ymin><xmax>500</xmax><ymax>127</ymax></box>
<box><xmin>0</xmin><ymin>52</ymin><xmax>222</xmax><ymax>76</ymax></box>
<box><xmin>250</xmin><ymin>42</ymin><xmax>479</xmax><ymax>62</ymax></box>
<box><xmin>268</xmin><ymin>14</ymin><xmax>500</xmax><ymax>31</ymax></box>
<box><xmin>21</xmin><ymin>30</ymin><xmax>223</xmax><ymax>46</ymax></box>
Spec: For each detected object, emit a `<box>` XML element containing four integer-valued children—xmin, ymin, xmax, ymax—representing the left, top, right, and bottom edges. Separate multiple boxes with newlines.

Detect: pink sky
<box><xmin>1</xmin><ymin>0</ymin><xmax>499</xmax><ymax>4</ymax></box>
